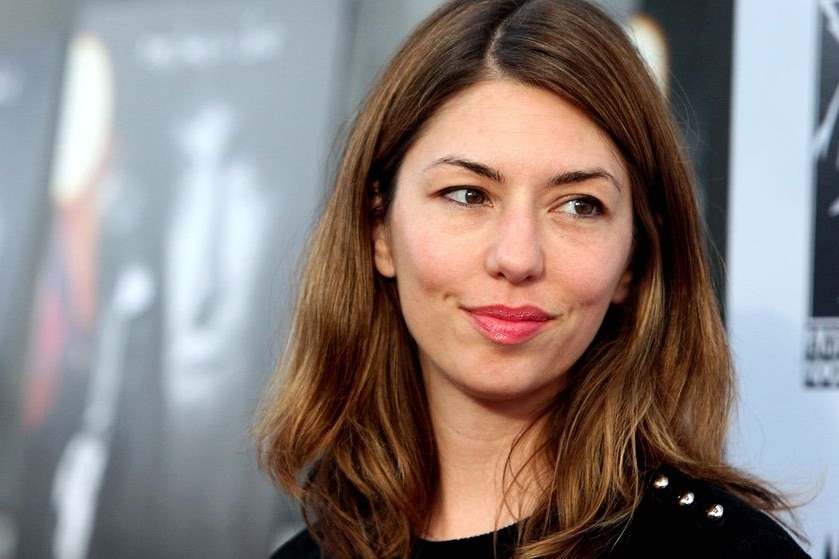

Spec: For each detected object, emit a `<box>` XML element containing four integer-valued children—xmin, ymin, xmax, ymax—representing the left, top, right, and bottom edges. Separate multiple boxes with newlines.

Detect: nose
<box><xmin>485</xmin><ymin>206</ymin><xmax>545</xmax><ymax>284</ymax></box>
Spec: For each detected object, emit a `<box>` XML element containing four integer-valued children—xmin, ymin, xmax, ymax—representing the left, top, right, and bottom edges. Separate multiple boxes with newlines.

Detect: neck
<box><xmin>422</xmin><ymin>381</ymin><xmax>550</xmax><ymax>541</ymax></box>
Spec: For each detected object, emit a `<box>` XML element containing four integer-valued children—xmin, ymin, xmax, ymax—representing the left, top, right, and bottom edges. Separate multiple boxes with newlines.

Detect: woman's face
<box><xmin>374</xmin><ymin>80</ymin><xmax>634</xmax><ymax>411</ymax></box>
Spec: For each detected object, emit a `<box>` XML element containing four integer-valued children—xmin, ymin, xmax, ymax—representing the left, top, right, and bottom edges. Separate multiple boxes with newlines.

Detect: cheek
<box><xmin>390</xmin><ymin>220</ymin><xmax>472</xmax><ymax>294</ymax></box>
<box><xmin>554</xmin><ymin>241</ymin><xmax>632</xmax><ymax>309</ymax></box>
<box><xmin>388</xmin><ymin>228</ymin><xmax>460</xmax><ymax>344</ymax></box>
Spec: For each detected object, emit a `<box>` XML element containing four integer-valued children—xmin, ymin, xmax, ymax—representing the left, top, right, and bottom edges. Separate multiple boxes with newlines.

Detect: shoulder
<box><xmin>270</xmin><ymin>528</ymin><xmax>322</xmax><ymax>559</ymax></box>
<box><xmin>611</xmin><ymin>467</ymin><xmax>811</xmax><ymax>558</ymax></box>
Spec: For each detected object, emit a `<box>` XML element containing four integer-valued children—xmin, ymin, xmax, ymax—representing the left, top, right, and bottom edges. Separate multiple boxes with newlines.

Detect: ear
<box><xmin>373</xmin><ymin>221</ymin><xmax>395</xmax><ymax>278</ymax></box>
<box><xmin>371</xmin><ymin>184</ymin><xmax>395</xmax><ymax>278</ymax></box>
<box><xmin>610</xmin><ymin>267</ymin><xmax>632</xmax><ymax>304</ymax></box>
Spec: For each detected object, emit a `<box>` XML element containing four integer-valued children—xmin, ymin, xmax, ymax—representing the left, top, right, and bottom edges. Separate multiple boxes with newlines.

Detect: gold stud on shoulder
<box><xmin>652</xmin><ymin>475</ymin><xmax>669</xmax><ymax>489</ymax></box>
<box><xmin>677</xmin><ymin>491</ymin><xmax>695</xmax><ymax>506</ymax></box>
<box><xmin>706</xmin><ymin>504</ymin><xmax>724</xmax><ymax>520</ymax></box>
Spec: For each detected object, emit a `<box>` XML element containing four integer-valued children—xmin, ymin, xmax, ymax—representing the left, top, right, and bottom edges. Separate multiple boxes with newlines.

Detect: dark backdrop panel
<box><xmin>806</xmin><ymin>4</ymin><xmax>839</xmax><ymax>390</ymax></box>
<box><xmin>812</xmin><ymin>6</ymin><xmax>839</xmax><ymax>320</ymax></box>
<box><xmin>640</xmin><ymin>0</ymin><xmax>734</xmax><ymax>304</ymax></box>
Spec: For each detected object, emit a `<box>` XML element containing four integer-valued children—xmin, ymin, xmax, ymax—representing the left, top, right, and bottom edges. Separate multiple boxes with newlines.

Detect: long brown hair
<box><xmin>254</xmin><ymin>1</ymin><xmax>791</xmax><ymax>557</ymax></box>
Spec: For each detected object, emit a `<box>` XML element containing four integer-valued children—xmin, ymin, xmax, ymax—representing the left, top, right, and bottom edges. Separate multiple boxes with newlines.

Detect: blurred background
<box><xmin>0</xmin><ymin>0</ymin><xmax>835</xmax><ymax>557</ymax></box>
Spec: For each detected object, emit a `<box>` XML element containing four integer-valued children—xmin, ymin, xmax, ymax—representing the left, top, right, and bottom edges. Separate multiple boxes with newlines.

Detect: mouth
<box><xmin>463</xmin><ymin>305</ymin><xmax>552</xmax><ymax>345</ymax></box>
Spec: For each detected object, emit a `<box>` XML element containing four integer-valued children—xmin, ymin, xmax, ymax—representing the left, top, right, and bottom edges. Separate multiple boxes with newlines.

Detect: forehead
<box><xmin>401</xmin><ymin>79</ymin><xmax>628</xmax><ymax>183</ymax></box>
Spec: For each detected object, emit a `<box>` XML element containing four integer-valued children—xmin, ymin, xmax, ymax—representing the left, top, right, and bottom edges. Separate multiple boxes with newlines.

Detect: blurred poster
<box><xmin>12</xmin><ymin>1</ymin><xmax>349</xmax><ymax>558</ymax></box>
<box><xmin>807</xmin><ymin>0</ymin><xmax>839</xmax><ymax>389</ymax></box>
<box><xmin>0</xmin><ymin>33</ymin><xmax>65</xmax><ymax>559</ymax></box>
<box><xmin>803</xmin><ymin>2</ymin><xmax>839</xmax><ymax>554</ymax></box>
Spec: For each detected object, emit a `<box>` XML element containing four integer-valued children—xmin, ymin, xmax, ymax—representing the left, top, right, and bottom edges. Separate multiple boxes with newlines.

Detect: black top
<box><xmin>271</xmin><ymin>468</ymin><xmax>811</xmax><ymax>558</ymax></box>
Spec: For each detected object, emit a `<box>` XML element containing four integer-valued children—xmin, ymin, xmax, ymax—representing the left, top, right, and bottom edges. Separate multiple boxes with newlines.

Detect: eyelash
<box><xmin>441</xmin><ymin>188</ymin><xmax>605</xmax><ymax>218</ymax></box>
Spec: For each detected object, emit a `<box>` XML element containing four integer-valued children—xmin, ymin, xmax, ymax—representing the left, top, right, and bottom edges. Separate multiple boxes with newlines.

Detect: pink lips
<box><xmin>464</xmin><ymin>305</ymin><xmax>551</xmax><ymax>345</ymax></box>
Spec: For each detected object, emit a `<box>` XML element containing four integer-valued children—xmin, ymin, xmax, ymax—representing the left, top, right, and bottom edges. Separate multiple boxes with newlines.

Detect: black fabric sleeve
<box><xmin>270</xmin><ymin>528</ymin><xmax>322</xmax><ymax>559</ymax></box>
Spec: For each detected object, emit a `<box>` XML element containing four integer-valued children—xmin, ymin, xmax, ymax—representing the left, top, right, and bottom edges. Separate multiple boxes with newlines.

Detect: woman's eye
<box><xmin>558</xmin><ymin>197</ymin><xmax>603</xmax><ymax>216</ymax></box>
<box><xmin>443</xmin><ymin>188</ymin><xmax>488</xmax><ymax>205</ymax></box>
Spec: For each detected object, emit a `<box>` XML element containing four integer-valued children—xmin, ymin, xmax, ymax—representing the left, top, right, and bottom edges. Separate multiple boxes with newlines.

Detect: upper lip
<box><xmin>465</xmin><ymin>305</ymin><xmax>552</xmax><ymax>322</ymax></box>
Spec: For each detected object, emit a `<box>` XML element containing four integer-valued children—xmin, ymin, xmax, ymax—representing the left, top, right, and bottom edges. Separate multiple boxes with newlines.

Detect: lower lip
<box><xmin>466</xmin><ymin>312</ymin><xmax>549</xmax><ymax>345</ymax></box>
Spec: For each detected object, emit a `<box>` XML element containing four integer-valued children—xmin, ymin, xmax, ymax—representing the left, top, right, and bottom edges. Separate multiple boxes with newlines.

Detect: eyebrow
<box><xmin>428</xmin><ymin>156</ymin><xmax>503</xmax><ymax>182</ymax></box>
<box><xmin>551</xmin><ymin>169</ymin><xmax>623</xmax><ymax>192</ymax></box>
<box><xmin>427</xmin><ymin>156</ymin><xmax>622</xmax><ymax>191</ymax></box>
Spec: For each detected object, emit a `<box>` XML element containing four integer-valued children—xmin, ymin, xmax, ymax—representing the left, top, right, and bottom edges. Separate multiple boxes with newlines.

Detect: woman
<box><xmin>255</xmin><ymin>0</ymin><xmax>810</xmax><ymax>557</ymax></box>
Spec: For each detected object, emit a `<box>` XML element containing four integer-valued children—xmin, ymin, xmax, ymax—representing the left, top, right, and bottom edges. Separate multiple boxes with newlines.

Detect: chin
<box><xmin>458</xmin><ymin>376</ymin><xmax>564</xmax><ymax>408</ymax></box>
